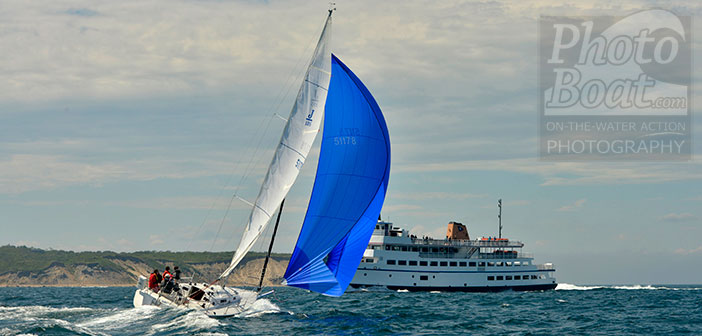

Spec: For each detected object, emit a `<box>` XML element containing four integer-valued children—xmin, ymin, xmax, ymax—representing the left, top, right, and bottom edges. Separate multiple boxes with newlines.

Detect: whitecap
<box><xmin>610</xmin><ymin>285</ymin><xmax>657</xmax><ymax>290</ymax></box>
<box><xmin>555</xmin><ymin>283</ymin><xmax>603</xmax><ymax>291</ymax></box>
<box><xmin>77</xmin><ymin>306</ymin><xmax>160</xmax><ymax>330</ymax></box>
<box><xmin>0</xmin><ymin>306</ymin><xmax>94</xmax><ymax>320</ymax></box>
<box><xmin>236</xmin><ymin>296</ymin><xmax>281</xmax><ymax>318</ymax></box>
<box><xmin>150</xmin><ymin>310</ymin><xmax>221</xmax><ymax>333</ymax></box>
<box><xmin>396</xmin><ymin>289</ymin><xmax>409</xmax><ymax>293</ymax></box>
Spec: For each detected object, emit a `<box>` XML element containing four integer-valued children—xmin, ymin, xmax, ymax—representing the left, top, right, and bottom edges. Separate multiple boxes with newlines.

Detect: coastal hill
<box><xmin>0</xmin><ymin>245</ymin><xmax>290</xmax><ymax>287</ymax></box>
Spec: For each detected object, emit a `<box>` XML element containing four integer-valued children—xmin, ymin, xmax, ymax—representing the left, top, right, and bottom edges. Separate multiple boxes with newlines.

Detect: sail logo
<box><xmin>305</xmin><ymin>109</ymin><xmax>315</xmax><ymax>126</ymax></box>
<box><xmin>539</xmin><ymin>10</ymin><xmax>691</xmax><ymax>161</ymax></box>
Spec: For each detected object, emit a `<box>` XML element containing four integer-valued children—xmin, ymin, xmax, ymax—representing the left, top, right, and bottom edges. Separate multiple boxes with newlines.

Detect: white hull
<box><xmin>351</xmin><ymin>267</ymin><xmax>556</xmax><ymax>292</ymax></box>
<box><xmin>132</xmin><ymin>277</ymin><xmax>263</xmax><ymax>317</ymax></box>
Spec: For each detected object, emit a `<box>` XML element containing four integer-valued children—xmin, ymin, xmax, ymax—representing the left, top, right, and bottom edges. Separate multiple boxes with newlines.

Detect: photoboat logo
<box><xmin>539</xmin><ymin>10</ymin><xmax>691</xmax><ymax>160</ymax></box>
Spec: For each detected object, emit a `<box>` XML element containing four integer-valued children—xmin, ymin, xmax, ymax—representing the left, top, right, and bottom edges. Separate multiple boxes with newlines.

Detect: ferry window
<box><xmin>488</xmin><ymin>276</ymin><xmax>495</xmax><ymax>281</ymax></box>
<box><xmin>385</xmin><ymin>245</ymin><xmax>391</xmax><ymax>250</ymax></box>
<box><xmin>420</xmin><ymin>261</ymin><xmax>427</xmax><ymax>266</ymax></box>
<box><xmin>401</xmin><ymin>246</ymin><xmax>408</xmax><ymax>252</ymax></box>
<box><xmin>432</xmin><ymin>248</ymin><xmax>439</xmax><ymax>253</ymax></box>
<box><xmin>411</xmin><ymin>247</ymin><xmax>418</xmax><ymax>252</ymax></box>
<box><xmin>430</xmin><ymin>261</ymin><xmax>438</xmax><ymax>266</ymax></box>
<box><xmin>449</xmin><ymin>261</ymin><xmax>457</xmax><ymax>267</ymax></box>
<box><xmin>398</xmin><ymin>260</ymin><xmax>407</xmax><ymax>266</ymax></box>
<box><xmin>496</xmin><ymin>262</ymin><xmax>503</xmax><ymax>266</ymax></box>
<box><xmin>488</xmin><ymin>262</ymin><xmax>495</xmax><ymax>267</ymax></box>
<box><xmin>540</xmin><ymin>275</ymin><xmax>546</xmax><ymax>279</ymax></box>
<box><xmin>375</xmin><ymin>225</ymin><xmax>379</xmax><ymax>229</ymax></box>
<box><xmin>506</xmin><ymin>276</ymin><xmax>512</xmax><ymax>280</ymax></box>
<box><xmin>496</xmin><ymin>276</ymin><xmax>504</xmax><ymax>280</ymax></box>
<box><xmin>421</xmin><ymin>247</ymin><xmax>428</xmax><ymax>252</ymax></box>
<box><xmin>524</xmin><ymin>261</ymin><xmax>530</xmax><ymax>265</ymax></box>
<box><xmin>450</xmin><ymin>248</ymin><xmax>458</xmax><ymax>253</ymax></box>
<box><xmin>387</xmin><ymin>260</ymin><xmax>396</xmax><ymax>265</ymax></box>
<box><xmin>478</xmin><ymin>262</ymin><xmax>486</xmax><ymax>267</ymax></box>
<box><xmin>440</xmin><ymin>261</ymin><xmax>448</xmax><ymax>267</ymax></box>
<box><xmin>514</xmin><ymin>276</ymin><xmax>521</xmax><ymax>280</ymax></box>
<box><xmin>409</xmin><ymin>260</ymin><xmax>418</xmax><ymax>266</ymax></box>
<box><xmin>459</xmin><ymin>262</ymin><xmax>467</xmax><ymax>267</ymax></box>
<box><xmin>531</xmin><ymin>275</ymin><xmax>537</xmax><ymax>279</ymax></box>
<box><xmin>514</xmin><ymin>261</ymin><xmax>520</xmax><ymax>266</ymax></box>
<box><xmin>393</xmin><ymin>246</ymin><xmax>401</xmax><ymax>251</ymax></box>
<box><xmin>469</xmin><ymin>262</ymin><xmax>477</xmax><ymax>267</ymax></box>
<box><xmin>439</xmin><ymin>248</ymin><xmax>446</xmax><ymax>253</ymax></box>
<box><xmin>506</xmin><ymin>262</ymin><xmax>512</xmax><ymax>266</ymax></box>
<box><xmin>420</xmin><ymin>275</ymin><xmax>428</xmax><ymax>280</ymax></box>
<box><xmin>366</xmin><ymin>258</ymin><xmax>374</xmax><ymax>263</ymax></box>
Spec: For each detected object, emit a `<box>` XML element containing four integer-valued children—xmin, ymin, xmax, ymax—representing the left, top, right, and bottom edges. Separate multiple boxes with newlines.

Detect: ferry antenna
<box><xmin>498</xmin><ymin>199</ymin><xmax>503</xmax><ymax>239</ymax></box>
<box><xmin>328</xmin><ymin>2</ymin><xmax>336</xmax><ymax>14</ymax></box>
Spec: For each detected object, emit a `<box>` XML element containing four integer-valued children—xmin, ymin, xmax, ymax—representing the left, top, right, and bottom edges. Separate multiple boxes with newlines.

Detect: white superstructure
<box><xmin>350</xmin><ymin>221</ymin><xmax>556</xmax><ymax>292</ymax></box>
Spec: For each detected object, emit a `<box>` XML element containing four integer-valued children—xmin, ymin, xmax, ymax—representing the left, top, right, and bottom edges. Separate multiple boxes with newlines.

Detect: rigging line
<box><xmin>211</xmin><ymin>15</ymin><xmax>327</xmax><ymax>255</ymax></box>
<box><xmin>209</xmin><ymin>192</ymin><xmax>238</xmax><ymax>252</ymax></box>
<box><xmin>199</xmin><ymin>111</ymin><xmax>274</xmax><ymax>253</ymax></box>
<box><xmin>199</xmin><ymin>17</ymin><xmax>320</xmax><ymax>253</ymax></box>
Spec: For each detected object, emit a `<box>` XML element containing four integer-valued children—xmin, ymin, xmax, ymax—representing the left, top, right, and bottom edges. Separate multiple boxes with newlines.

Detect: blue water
<box><xmin>1</xmin><ymin>284</ymin><xmax>701</xmax><ymax>335</ymax></box>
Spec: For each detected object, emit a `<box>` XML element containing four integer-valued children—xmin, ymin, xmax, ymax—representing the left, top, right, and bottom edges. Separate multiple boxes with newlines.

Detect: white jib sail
<box><xmin>220</xmin><ymin>14</ymin><xmax>332</xmax><ymax>279</ymax></box>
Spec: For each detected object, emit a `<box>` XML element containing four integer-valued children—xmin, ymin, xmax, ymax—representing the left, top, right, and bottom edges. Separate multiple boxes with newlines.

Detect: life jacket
<box><xmin>148</xmin><ymin>273</ymin><xmax>158</xmax><ymax>289</ymax></box>
<box><xmin>164</xmin><ymin>270</ymin><xmax>172</xmax><ymax>279</ymax></box>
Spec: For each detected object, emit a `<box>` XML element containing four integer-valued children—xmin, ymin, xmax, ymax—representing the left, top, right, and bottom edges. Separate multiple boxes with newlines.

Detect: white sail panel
<box><xmin>220</xmin><ymin>15</ymin><xmax>332</xmax><ymax>279</ymax></box>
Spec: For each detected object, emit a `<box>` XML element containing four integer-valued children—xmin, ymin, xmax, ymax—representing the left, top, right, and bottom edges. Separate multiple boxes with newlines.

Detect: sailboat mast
<box><xmin>256</xmin><ymin>198</ymin><xmax>285</xmax><ymax>292</ymax></box>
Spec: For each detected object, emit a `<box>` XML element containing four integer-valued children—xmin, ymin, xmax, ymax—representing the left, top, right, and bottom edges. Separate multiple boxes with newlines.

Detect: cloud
<box><xmin>0</xmin><ymin>153</ymin><xmax>263</xmax><ymax>194</ymax></box>
<box><xmin>557</xmin><ymin>198</ymin><xmax>587</xmax><ymax>212</ymax></box>
<box><xmin>149</xmin><ymin>235</ymin><xmax>164</xmax><ymax>246</ymax></box>
<box><xmin>390</xmin><ymin>191</ymin><xmax>486</xmax><ymax>201</ymax></box>
<box><xmin>660</xmin><ymin>212</ymin><xmax>698</xmax><ymax>223</ymax></box>
<box><xmin>395</xmin><ymin>158</ymin><xmax>702</xmax><ymax>186</ymax></box>
<box><xmin>674</xmin><ymin>246</ymin><xmax>702</xmax><ymax>255</ymax></box>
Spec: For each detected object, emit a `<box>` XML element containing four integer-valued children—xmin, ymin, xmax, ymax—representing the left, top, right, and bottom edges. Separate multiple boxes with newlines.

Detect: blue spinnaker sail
<box><xmin>284</xmin><ymin>55</ymin><xmax>391</xmax><ymax>296</ymax></box>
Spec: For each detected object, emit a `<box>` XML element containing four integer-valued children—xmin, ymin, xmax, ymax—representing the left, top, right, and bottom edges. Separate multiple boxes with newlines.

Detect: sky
<box><xmin>1</xmin><ymin>0</ymin><xmax>702</xmax><ymax>285</ymax></box>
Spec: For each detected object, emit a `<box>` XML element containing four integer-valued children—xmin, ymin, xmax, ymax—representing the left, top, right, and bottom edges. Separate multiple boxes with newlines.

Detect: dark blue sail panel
<box><xmin>284</xmin><ymin>55</ymin><xmax>391</xmax><ymax>296</ymax></box>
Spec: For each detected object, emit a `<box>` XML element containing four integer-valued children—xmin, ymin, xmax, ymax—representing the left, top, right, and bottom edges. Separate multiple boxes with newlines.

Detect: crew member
<box><xmin>173</xmin><ymin>266</ymin><xmax>181</xmax><ymax>281</ymax></box>
<box><xmin>148</xmin><ymin>269</ymin><xmax>160</xmax><ymax>292</ymax></box>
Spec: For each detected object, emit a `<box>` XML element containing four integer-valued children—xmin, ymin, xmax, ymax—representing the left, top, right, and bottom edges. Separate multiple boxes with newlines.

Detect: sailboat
<box><xmin>132</xmin><ymin>9</ymin><xmax>391</xmax><ymax>317</ymax></box>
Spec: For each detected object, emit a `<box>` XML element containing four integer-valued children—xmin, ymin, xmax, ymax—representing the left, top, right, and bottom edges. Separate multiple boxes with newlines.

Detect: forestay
<box><xmin>284</xmin><ymin>55</ymin><xmax>391</xmax><ymax>296</ymax></box>
<box><xmin>220</xmin><ymin>14</ymin><xmax>332</xmax><ymax>279</ymax></box>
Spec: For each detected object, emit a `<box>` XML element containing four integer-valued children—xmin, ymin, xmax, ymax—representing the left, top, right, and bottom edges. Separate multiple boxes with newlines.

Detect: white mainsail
<box><xmin>220</xmin><ymin>14</ymin><xmax>332</xmax><ymax>279</ymax></box>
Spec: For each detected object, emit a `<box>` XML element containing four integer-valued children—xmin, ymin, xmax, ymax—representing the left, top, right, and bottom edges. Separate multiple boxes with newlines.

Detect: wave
<box><xmin>77</xmin><ymin>306</ymin><xmax>160</xmax><ymax>330</ymax></box>
<box><xmin>0</xmin><ymin>305</ymin><xmax>94</xmax><ymax>320</ymax></box>
<box><xmin>150</xmin><ymin>310</ymin><xmax>222</xmax><ymax>334</ymax></box>
<box><xmin>556</xmin><ymin>283</ymin><xmax>702</xmax><ymax>291</ymax></box>
<box><xmin>237</xmin><ymin>297</ymin><xmax>281</xmax><ymax>318</ymax></box>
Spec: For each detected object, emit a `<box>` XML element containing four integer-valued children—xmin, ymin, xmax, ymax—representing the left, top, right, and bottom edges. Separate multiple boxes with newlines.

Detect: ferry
<box><xmin>350</xmin><ymin>218</ymin><xmax>557</xmax><ymax>292</ymax></box>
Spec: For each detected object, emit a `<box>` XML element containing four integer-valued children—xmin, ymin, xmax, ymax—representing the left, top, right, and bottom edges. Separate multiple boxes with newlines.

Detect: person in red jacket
<box><xmin>148</xmin><ymin>269</ymin><xmax>160</xmax><ymax>292</ymax></box>
<box><xmin>163</xmin><ymin>266</ymin><xmax>172</xmax><ymax>279</ymax></box>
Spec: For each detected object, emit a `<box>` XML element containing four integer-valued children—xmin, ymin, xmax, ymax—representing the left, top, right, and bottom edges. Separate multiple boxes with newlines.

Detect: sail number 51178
<box><xmin>334</xmin><ymin>128</ymin><xmax>359</xmax><ymax>145</ymax></box>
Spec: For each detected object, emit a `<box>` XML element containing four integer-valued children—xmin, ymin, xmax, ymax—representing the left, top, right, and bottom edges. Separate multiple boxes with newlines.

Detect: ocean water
<box><xmin>1</xmin><ymin>284</ymin><xmax>701</xmax><ymax>335</ymax></box>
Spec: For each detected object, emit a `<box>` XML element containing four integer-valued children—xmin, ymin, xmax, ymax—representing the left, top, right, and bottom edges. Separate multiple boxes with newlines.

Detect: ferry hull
<box><xmin>351</xmin><ymin>283</ymin><xmax>557</xmax><ymax>292</ymax></box>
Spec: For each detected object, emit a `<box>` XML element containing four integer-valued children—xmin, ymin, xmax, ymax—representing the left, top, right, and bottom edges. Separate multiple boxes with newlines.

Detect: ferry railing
<box><xmin>416</xmin><ymin>252</ymin><xmax>534</xmax><ymax>259</ymax></box>
<box><xmin>477</xmin><ymin>253</ymin><xmax>533</xmax><ymax>259</ymax></box>
<box><xmin>409</xmin><ymin>237</ymin><xmax>524</xmax><ymax>248</ymax></box>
